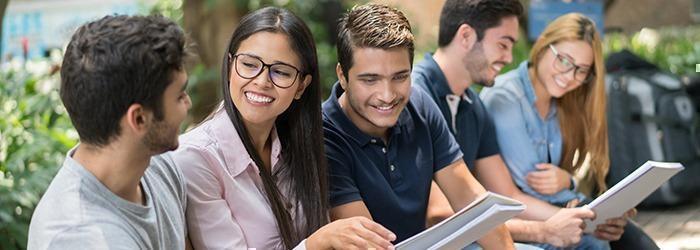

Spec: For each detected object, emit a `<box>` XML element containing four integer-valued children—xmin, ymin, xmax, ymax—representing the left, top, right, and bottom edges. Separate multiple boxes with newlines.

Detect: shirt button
<box><xmin>390</xmin><ymin>165</ymin><xmax>395</xmax><ymax>171</ymax></box>
<box><xmin>382</xmin><ymin>147</ymin><xmax>387</xmax><ymax>154</ymax></box>
<box><xmin>370</xmin><ymin>139</ymin><xmax>377</xmax><ymax>144</ymax></box>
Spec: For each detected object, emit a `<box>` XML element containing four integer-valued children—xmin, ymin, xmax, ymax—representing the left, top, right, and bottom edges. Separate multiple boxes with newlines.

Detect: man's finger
<box><xmin>347</xmin><ymin>234</ymin><xmax>371</xmax><ymax>249</ymax></box>
<box><xmin>360</xmin><ymin>219</ymin><xmax>396</xmax><ymax>242</ymax></box>
<box><xmin>355</xmin><ymin>228</ymin><xmax>392</xmax><ymax>250</ymax></box>
<box><xmin>566</xmin><ymin>199</ymin><xmax>580</xmax><ymax>208</ymax></box>
<box><xmin>570</xmin><ymin>208</ymin><xmax>595</xmax><ymax>219</ymax></box>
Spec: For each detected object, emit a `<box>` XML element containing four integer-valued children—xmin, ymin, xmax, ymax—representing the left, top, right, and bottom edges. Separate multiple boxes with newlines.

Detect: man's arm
<box><xmin>426</xmin><ymin>154</ymin><xmax>559</xmax><ymax>225</ymax></box>
<box><xmin>330</xmin><ymin>200</ymin><xmax>374</xmax><ymax>221</ymax></box>
<box><xmin>473</xmin><ymin>155</ymin><xmax>560</xmax><ymax>220</ymax></box>
<box><xmin>426</xmin><ymin>155</ymin><xmax>596</xmax><ymax>247</ymax></box>
<box><xmin>475</xmin><ymin>154</ymin><xmax>595</xmax><ymax>247</ymax></box>
<box><xmin>426</xmin><ymin>181</ymin><xmax>454</xmax><ymax>228</ymax></box>
<box><xmin>433</xmin><ymin>159</ymin><xmax>514</xmax><ymax>250</ymax></box>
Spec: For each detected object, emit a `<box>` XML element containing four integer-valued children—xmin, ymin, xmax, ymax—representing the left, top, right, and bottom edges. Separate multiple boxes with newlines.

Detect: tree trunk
<box><xmin>0</xmin><ymin>0</ymin><xmax>9</xmax><ymax>55</ymax></box>
<box><xmin>182</xmin><ymin>0</ymin><xmax>247</xmax><ymax>123</ymax></box>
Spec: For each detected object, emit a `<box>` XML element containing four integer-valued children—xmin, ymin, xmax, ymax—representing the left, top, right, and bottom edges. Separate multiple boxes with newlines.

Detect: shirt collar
<box><xmin>209</xmin><ymin>109</ymin><xmax>282</xmax><ymax>177</ymax></box>
<box><xmin>517</xmin><ymin>61</ymin><xmax>558</xmax><ymax>119</ymax></box>
<box><xmin>323</xmin><ymin>82</ymin><xmax>406</xmax><ymax>147</ymax></box>
<box><xmin>517</xmin><ymin>61</ymin><xmax>538</xmax><ymax>106</ymax></box>
<box><xmin>417</xmin><ymin>53</ymin><xmax>474</xmax><ymax>104</ymax></box>
<box><xmin>417</xmin><ymin>53</ymin><xmax>455</xmax><ymax>99</ymax></box>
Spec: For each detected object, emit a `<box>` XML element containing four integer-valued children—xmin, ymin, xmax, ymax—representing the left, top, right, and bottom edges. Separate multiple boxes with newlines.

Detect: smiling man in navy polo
<box><xmin>321</xmin><ymin>4</ymin><xmax>514</xmax><ymax>248</ymax></box>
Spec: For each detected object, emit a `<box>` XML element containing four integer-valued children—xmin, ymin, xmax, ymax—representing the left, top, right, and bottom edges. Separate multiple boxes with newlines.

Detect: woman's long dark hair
<box><xmin>219</xmin><ymin>6</ymin><xmax>328</xmax><ymax>248</ymax></box>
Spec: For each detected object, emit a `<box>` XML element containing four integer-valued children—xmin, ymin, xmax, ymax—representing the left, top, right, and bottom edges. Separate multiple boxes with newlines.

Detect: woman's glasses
<box><xmin>231</xmin><ymin>53</ymin><xmax>302</xmax><ymax>89</ymax></box>
<box><xmin>548</xmin><ymin>44</ymin><xmax>594</xmax><ymax>83</ymax></box>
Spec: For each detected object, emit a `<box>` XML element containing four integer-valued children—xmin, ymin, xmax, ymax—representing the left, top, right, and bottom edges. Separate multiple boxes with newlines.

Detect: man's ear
<box><xmin>123</xmin><ymin>103</ymin><xmax>152</xmax><ymax>136</ymax></box>
<box><xmin>336</xmin><ymin>63</ymin><xmax>348</xmax><ymax>90</ymax></box>
<box><xmin>295</xmin><ymin>74</ymin><xmax>312</xmax><ymax>100</ymax></box>
<box><xmin>457</xmin><ymin>23</ymin><xmax>478</xmax><ymax>51</ymax></box>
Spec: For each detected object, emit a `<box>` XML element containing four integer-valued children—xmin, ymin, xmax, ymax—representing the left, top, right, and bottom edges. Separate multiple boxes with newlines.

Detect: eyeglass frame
<box><xmin>228</xmin><ymin>53</ymin><xmax>304</xmax><ymax>89</ymax></box>
<box><xmin>548</xmin><ymin>44</ymin><xmax>595</xmax><ymax>83</ymax></box>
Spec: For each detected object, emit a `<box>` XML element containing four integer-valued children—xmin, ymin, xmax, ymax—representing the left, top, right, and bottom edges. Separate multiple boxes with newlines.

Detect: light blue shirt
<box><xmin>480</xmin><ymin>61</ymin><xmax>586</xmax><ymax>205</ymax></box>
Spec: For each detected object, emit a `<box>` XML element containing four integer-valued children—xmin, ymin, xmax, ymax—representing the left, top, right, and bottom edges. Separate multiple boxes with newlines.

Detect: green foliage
<box><xmin>503</xmin><ymin>31</ymin><xmax>533</xmax><ymax>74</ymax></box>
<box><xmin>251</xmin><ymin>0</ymin><xmax>343</xmax><ymax>96</ymax></box>
<box><xmin>0</xmin><ymin>68</ymin><xmax>78</xmax><ymax>249</ymax></box>
<box><xmin>603</xmin><ymin>26</ymin><xmax>700</xmax><ymax>76</ymax></box>
<box><xmin>491</xmin><ymin>26</ymin><xmax>700</xmax><ymax>85</ymax></box>
<box><xmin>150</xmin><ymin>0</ymin><xmax>184</xmax><ymax>24</ymax></box>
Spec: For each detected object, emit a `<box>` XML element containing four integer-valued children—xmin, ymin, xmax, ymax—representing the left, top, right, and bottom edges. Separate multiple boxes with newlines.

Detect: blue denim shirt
<box><xmin>480</xmin><ymin>61</ymin><xmax>586</xmax><ymax>205</ymax></box>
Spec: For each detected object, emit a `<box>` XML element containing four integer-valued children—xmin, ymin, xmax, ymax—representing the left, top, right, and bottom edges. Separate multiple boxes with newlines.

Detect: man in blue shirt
<box><xmin>322</xmin><ymin>3</ymin><xmax>514</xmax><ymax>248</ymax></box>
<box><xmin>413</xmin><ymin>0</ymin><xmax>654</xmax><ymax>249</ymax></box>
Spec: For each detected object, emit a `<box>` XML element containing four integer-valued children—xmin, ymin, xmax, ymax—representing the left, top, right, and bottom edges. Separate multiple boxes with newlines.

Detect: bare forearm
<box><xmin>476</xmin><ymin>224</ymin><xmax>515</xmax><ymax>250</ymax></box>
<box><xmin>473</xmin><ymin>156</ymin><xmax>560</xmax><ymax>221</ymax></box>
<box><xmin>426</xmin><ymin>181</ymin><xmax>454</xmax><ymax>227</ymax></box>
<box><xmin>511</xmin><ymin>191</ymin><xmax>560</xmax><ymax>221</ymax></box>
<box><xmin>504</xmin><ymin>219</ymin><xmax>545</xmax><ymax>243</ymax></box>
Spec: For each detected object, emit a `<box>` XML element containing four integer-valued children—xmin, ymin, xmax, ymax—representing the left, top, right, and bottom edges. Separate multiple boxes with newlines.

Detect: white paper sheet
<box><xmin>583</xmin><ymin>161</ymin><xmax>684</xmax><ymax>233</ymax></box>
<box><xmin>396</xmin><ymin>192</ymin><xmax>525</xmax><ymax>250</ymax></box>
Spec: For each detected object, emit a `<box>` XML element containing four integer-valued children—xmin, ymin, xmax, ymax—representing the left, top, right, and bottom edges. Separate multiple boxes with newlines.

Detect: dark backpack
<box><xmin>605</xmin><ymin>51</ymin><xmax>700</xmax><ymax>207</ymax></box>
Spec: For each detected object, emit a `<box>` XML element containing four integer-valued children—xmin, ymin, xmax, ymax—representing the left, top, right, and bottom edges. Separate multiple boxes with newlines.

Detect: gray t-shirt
<box><xmin>28</xmin><ymin>148</ymin><xmax>187</xmax><ymax>250</ymax></box>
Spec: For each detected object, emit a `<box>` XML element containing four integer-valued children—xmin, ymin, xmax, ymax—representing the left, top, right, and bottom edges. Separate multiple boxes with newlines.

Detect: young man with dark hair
<box><xmin>413</xmin><ymin>0</ymin><xmax>654</xmax><ymax>249</ymax></box>
<box><xmin>323</xmin><ymin>3</ymin><xmax>514</xmax><ymax>248</ymax></box>
<box><xmin>28</xmin><ymin>15</ymin><xmax>191</xmax><ymax>249</ymax></box>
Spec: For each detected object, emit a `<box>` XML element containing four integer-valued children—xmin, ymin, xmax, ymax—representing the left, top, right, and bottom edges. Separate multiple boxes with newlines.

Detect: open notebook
<box><xmin>396</xmin><ymin>192</ymin><xmax>525</xmax><ymax>250</ymax></box>
<box><xmin>583</xmin><ymin>161</ymin><xmax>684</xmax><ymax>233</ymax></box>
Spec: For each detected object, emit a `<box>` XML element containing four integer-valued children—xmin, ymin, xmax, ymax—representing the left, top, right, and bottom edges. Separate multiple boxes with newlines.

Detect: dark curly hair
<box><xmin>60</xmin><ymin>15</ymin><xmax>189</xmax><ymax>146</ymax></box>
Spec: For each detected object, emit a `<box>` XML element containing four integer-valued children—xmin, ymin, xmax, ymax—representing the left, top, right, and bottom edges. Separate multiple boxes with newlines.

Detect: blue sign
<box><xmin>2</xmin><ymin>1</ymin><xmax>143</xmax><ymax>61</ymax></box>
<box><xmin>528</xmin><ymin>0</ymin><xmax>604</xmax><ymax>41</ymax></box>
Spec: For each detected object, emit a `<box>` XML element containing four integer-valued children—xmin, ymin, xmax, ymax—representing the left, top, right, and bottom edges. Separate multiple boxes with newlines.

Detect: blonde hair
<box><xmin>529</xmin><ymin>13</ymin><xmax>608</xmax><ymax>195</ymax></box>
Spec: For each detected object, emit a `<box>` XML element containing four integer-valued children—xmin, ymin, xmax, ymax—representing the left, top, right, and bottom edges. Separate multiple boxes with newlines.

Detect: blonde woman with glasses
<box><xmin>481</xmin><ymin>13</ymin><xmax>657</xmax><ymax>249</ymax></box>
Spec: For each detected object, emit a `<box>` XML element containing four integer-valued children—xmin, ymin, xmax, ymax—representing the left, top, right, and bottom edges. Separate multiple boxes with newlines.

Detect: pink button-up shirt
<box><xmin>172</xmin><ymin>110</ymin><xmax>305</xmax><ymax>249</ymax></box>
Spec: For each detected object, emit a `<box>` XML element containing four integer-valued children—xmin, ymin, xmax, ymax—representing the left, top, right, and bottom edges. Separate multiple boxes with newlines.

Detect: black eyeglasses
<box><xmin>230</xmin><ymin>53</ymin><xmax>302</xmax><ymax>89</ymax></box>
<box><xmin>548</xmin><ymin>44</ymin><xmax>594</xmax><ymax>83</ymax></box>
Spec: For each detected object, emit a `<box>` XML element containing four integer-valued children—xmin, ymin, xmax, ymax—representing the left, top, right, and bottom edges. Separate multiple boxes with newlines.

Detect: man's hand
<box><xmin>307</xmin><ymin>216</ymin><xmax>396</xmax><ymax>250</ymax></box>
<box><xmin>541</xmin><ymin>206</ymin><xmax>595</xmax><ymax>247</ymax></box>
<box><xmin>527</xmin><ymin>163</ymin><xmax>572</xmax><ymax>195</ymax></box>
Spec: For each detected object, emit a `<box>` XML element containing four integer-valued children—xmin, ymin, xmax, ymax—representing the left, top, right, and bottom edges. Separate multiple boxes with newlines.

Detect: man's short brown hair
<box><xmin>336</xmin><ymin>3</ymin><xmax>414</xmax><ymax>79</ymax></box>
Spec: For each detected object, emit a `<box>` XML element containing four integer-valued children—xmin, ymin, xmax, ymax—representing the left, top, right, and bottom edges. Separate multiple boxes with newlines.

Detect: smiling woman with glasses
<box><xmin>170</xmin><ymin>6</ymin><xmax>395</xmax><ymax>250</ymax></box>
<box><xmin>482</xmin><ymin>12</ymin><xmax>658</xmax><ymax>250</ymax></box>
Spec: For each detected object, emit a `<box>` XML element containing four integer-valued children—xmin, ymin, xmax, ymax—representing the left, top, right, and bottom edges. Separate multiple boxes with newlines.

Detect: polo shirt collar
<box><xmin>419</xmin><ymin>53</ymin><xmax>472</xmax><ymax>102</ymax></box>
<box><xmin>323</xmin><ymin>82</ymin><xmax>406</xmax><ymax>147</ymax></box>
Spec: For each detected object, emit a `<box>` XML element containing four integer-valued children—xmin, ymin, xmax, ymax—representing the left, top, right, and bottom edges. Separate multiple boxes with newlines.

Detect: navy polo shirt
<box><xmin>322</xmin><ymin>82</ymin><xmax>463</xmax><ymax>242</ymax></box>
<box><xmin>412</xmin><ymin>53</ymin><xmax>500</xmax><ymax>170</ymax></box>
